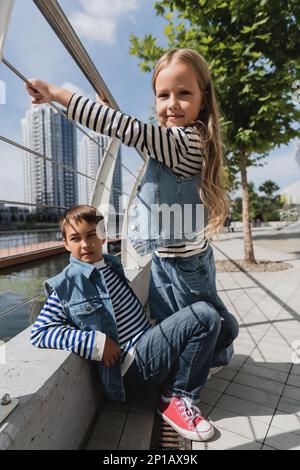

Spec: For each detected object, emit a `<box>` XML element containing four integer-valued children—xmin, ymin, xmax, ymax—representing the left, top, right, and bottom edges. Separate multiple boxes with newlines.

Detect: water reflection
<box><xmin>0</xmin><ymin>230</ymin><xmax>61</xmax><ymax>249</ymax></box>
<box><xmin>0</xmin><ymin>252</ymin><xmax>69</xmax><ymax>342</ymax></box>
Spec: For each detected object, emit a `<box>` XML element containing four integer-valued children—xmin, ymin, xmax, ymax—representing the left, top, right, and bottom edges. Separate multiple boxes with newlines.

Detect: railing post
<box><xmin>121</xmin><ymin>161</ymin><xmax>151</xmax><ymax>270</ymax></box>
<box><xmin>0</xmin><ymin>0</ymin><xmax>14</xmax><ymax>62</ymax></box>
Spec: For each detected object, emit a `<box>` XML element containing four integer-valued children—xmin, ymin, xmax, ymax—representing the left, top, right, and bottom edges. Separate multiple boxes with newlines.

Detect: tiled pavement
<box><xmin>85</xmin><ymin>227</ymin><xmax>300</xmax><ymax>450</ymax></box>
<box><xmin>193</xmin><ymin>229</ymin><xmax>300</xmax><ymax>450</ymax></box>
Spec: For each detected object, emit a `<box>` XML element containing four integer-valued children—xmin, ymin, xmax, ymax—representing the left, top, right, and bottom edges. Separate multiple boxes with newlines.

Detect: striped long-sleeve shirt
<box><xmin>67</xmin><ymin>93</ymin><xmax>209</xmax><ymax>257</ymax></box>
<box><xmin>30</xmin><ymin>258</ymin><xmax>152</xmax><ymax>376</ymax></box>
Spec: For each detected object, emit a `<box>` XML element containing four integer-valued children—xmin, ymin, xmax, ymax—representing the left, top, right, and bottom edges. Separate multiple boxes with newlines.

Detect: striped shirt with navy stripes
<box><xmin>30</xmin><ymin>258</ymin><xmax>152</xmax><ymax>376</ymax></box>
<box><xmin>95</xmin><ymin>258</ymin><xmax>151</xmax><ymax>360</ymax></box>
<box><xmin>67</xmin><ymin>93</ymin><xmax>209</xmax><ymax>257</ymax></box>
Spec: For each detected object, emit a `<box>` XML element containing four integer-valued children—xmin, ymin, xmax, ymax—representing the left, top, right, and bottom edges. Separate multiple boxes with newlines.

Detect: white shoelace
<box><xmin>176</xmin><ymin>397</ymin><xmax>202</xmax><ymax>423</ymax></box>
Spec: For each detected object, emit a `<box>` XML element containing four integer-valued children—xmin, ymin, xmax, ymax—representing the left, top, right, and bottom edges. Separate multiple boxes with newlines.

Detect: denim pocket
<box><xmin>175</xmin><ymin>255</ymin><xmax>201</xmax><ymax>274</ymax></box>
<box><xmin>67</xmin><ymin>297</ymin><xmax>106</xmax><ymax>329</ymax></box>
<box><xmin>175</xmin><ymin>253</ymin><xmax>213</xmax><ymax>296</ymax></box>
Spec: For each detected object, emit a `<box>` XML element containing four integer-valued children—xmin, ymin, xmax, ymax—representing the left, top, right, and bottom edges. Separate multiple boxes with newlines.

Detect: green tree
<box><xmin>232</xmin><ymin>179</ymin><xmax>284</xmax><ymax>222</ymax></box>
<box><xmin>258</xmin><ymin>180</ymin><xmax>283</xmax><ymax>221</ymax></box>
<box><xmin>129</xmin><ymin>0</ymin><xmax>300</xmax><ymax>262</ymax></box>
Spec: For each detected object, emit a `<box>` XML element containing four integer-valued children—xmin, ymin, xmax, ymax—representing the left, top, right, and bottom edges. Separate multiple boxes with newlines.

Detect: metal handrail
<box><xmin>0</xmin><ymin>291</ymin><xmax>44</xmax><ymax>320</ymax></box>
<box><xmin>2</xmin><ymin>57</ymin><xmax>140</xmax><ymax>181</ymax></box>
<box><xmin>0</xmin><ymin>200</ymin><xmax>68</xmax><ymax>210</ymax></box>
<box><xmin>0</xmin><ymin>135</ymin><xmax>96</xmax><ymax>182</ymax></box>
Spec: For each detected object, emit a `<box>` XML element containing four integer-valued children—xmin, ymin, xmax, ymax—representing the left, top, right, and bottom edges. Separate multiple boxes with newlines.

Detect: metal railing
<box><xmin>0</xmin><ymin>0</ymin><xmax>148</xmax><ymax>328</ymax></box>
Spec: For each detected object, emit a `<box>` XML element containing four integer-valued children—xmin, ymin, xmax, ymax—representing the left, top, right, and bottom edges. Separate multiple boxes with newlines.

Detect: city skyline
<box><xmin>78</xmin><ymin>130</ymin><xmax>123</xmax><ymax>216</ymax></box>
<box><xmin>21</xmin><ymin>103</ymin><xmax>123</xmax><ymax>216</ymax></box>
<box><xmin>22</xmin><ymin>103</ymin><xmax>78</xmax><ymax>212</ymax></box>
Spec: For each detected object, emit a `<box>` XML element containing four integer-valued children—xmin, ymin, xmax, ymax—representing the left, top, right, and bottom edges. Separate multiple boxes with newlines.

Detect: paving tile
<box><xmin>287</xmin><ymin>374</ymin><xmax>300</xmax><ymax>388</ymax></box>
<box><xmin>103</xmin><ymin>398</ymin><xmax>132</xmax><ymax>412</ymax></box>
<box><xmin>246</xmin><ymin>353</ymin><xmax>292</xmax><ymax>373</ymax></box>
<box><xmin>199</xmin><ymin>403</ymin><xmax>213</xmax><ymax>418</ymax></box>
<box><xmin>232</xmin><ymin>371</ymin><xmax>285</xmax><ymax>396</ymax></box>
<box><xmin>214</xmin><ymin>367</ymin><xmax>237</xmax><ymax>382</ymax></box>
<box><xmin>200</xmin><ymin>388</ymin><xmax>222</xmax><ymax>406</ymax></box>
<box><xmin>250</xmin><ymin>348</ymin><xmax>293</xmax><ymax>363</ymax></box>
<box><xmin>234</xmin><ymin>343</ymin><xmax>256</xmax><ymax>356</ymax></box>
<box><xmin>245</xmin><ymin>356</ymin><xmax>292</xmax><ymax>374</ymax></box>
<box><xmin>291</xmin><ymin>364</ymin><xmax>300</xmax><ymax>376</ymax></box>
<box><xmin>118</xmin><ymin>412</ymin><xmax>154</xmax><ymax>450</ymax></box>
<box><xmin>205</xmin><ymin>377</ymin><xmax>230</xmax><ymax>393</ymax></box>
<box><xmin>192</xmin><ymin>426</ymin><xmax>262</xmax><ymax>450</ymax></box>
<box><xmin>271</xmin><ymin>410</ymin><xmax>300</xmax><ymax>436</ymax></box>
<box><xmin>208</xmin><ymin>406</ymin><xmax>269</xmax><ymax>443</ymax></box>
<box><xmin>255</xmin><ymin>342</ymin><xmax>293</xmax><ymax>354</ymax></box>
<box><xmin>226</xmin><ymin>355</ymin><xmax>247</xmax><ymax>371</ymax></box>
<box><xmin>86</xmin><ymin>410</ymin><xmax>127</xmax><ymax>450</ymax></box>
<box><xmin>225</xmin><ymin>382</ymin><xmax>280</xmax><ymax>409</ymax></box>
<box><xmin>264</xmin><ymin>426</ymin><xmax>300</xmax><ymax>450</ymax></box>
<box><xmin>277</xmin><ymin>396</ymin><xmax>300</xmax><ymax>414</ymax></box>
<box><xmin>239</xmin><ymin>363</ymin><xmax>288</xmax><ymax>384</ymax></box>
<box><xmin>216</xmin><ymin>394</ymin><xmax>274</xmax><ymax>425</ymax></box>
<box><xmin>282</xmin><ymin>384</ymin><xmax>300</xmax><ymax>401</ymax></box>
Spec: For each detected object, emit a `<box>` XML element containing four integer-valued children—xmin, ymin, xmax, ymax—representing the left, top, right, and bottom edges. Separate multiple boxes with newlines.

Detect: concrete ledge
<box><xmin>0</xmin><ymin>260</ymin><xmax>151</xmax><ymax>450</ymax></box>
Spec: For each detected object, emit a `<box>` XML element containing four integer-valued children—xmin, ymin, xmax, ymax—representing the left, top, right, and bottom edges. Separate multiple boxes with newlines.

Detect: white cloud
<box><xmin>68</xmin><ymin>0</ymin><xmax>141</xmax><ymax>45</ymax></box>
<box><xmin>60</xmin><ymin>81</ymin><xmax>88</xmax><ymax>97</ymax></box>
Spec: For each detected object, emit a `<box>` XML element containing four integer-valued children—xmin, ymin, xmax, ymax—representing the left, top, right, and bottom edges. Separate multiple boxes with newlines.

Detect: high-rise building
<box><xmin>22</xmin><ymin>104</ymin><xmax>77</xmax><ymax>213</ymax></box>
<box><xmin>78</xmin><ymin>131</ymin><xmax>123</xmax><ymax>217</ymax></box>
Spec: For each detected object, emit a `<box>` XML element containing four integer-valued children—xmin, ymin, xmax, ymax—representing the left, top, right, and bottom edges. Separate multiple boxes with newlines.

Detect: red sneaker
<box><xmin>157</xmin><ymin>394</ymin><xmax>214</xmax><ymax>441</ymax></box>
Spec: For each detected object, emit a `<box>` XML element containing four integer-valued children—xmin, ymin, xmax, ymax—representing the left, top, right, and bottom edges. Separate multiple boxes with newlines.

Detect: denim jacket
<box><xmin>44</xmin><ymin>253</ymin><xmax>141</xmax><ymax>402</ymax></box>
<box><xmin>128</xmin><ymin>158</ymin><xmax>208</xmax><ymax>256</ymax></box>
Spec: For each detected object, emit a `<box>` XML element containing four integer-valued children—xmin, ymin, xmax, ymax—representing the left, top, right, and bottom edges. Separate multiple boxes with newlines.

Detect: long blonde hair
<box><xmin>152</xmin><ymin>48</ymin><xmax>229</xmax><ymax>239</ymax></box>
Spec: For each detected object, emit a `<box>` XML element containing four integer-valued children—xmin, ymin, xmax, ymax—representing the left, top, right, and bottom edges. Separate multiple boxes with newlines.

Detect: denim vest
<box><xmin>128</xmin><ymin>158</ymin><xmax>208</xmax><ymax>256</ymax></box>
<box><xmin>44</xmin><ymin>253</ymin><xmax>138</xmax><ymax>402</ymax></box>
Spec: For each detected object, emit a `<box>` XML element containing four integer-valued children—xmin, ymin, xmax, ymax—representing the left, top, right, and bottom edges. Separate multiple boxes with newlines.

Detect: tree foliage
<box><xmin>232</xmin><ymin>179</ymin><xmax>283</xmax><ymax>221</ymax></box>
<box><xmin>129</xmin><ymin>0</ymin><xmax>300</xmax><ymax>172</ymax></box>
<box><xmin>129</xmin><ymin>0</ymin><xmax>300</xmax><ymax>260</ymax></box>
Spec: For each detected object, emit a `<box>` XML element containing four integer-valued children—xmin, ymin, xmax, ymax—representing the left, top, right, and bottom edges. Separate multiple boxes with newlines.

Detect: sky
<box><xmin>0</xmin><ymin>0</ymin><xmax>299</xmax><ymax>204</ymax></box>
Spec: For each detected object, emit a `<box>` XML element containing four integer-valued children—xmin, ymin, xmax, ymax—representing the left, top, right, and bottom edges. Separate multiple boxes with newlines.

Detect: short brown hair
<box><xmin>59</xmin><ymin>205</ymin><xmax>104</xmax><ymax>239</ymax></box>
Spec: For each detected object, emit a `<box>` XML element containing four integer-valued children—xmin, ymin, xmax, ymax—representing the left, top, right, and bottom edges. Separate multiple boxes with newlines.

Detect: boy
<box><xmin>30</xmin><ymin>205</ymin><xmax>222</xmax><ymax>442</ymax></box>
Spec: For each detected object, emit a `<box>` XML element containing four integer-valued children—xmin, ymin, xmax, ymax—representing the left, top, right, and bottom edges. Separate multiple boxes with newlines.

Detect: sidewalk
<box><xmin>193</xmin><ymin>229</ymin><xmax>300</xmax><ymax>450</ymax></box>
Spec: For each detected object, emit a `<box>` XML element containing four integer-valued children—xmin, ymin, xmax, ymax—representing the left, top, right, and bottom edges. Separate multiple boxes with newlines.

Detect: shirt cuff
<box><xmin>91</xmin><ymin>330</ymin><xmax>106</xmax><ymax>361</ymax></box>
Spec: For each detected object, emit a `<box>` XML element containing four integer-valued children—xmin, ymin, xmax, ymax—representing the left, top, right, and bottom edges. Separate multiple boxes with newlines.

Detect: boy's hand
<box><xmin>102</xmin><ymin>336</ymin><xmax>121</xmax><ymax>368</ymax></box>
<box><xmin>25</xmin><ymin>79</ymin><xmax>58</xmax><ymax>104</ymax></box>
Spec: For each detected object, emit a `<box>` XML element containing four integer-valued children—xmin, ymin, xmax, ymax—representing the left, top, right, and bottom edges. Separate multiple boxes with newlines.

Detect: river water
<box><xmin>0</xmin><ymin>229</ymin><xmax>61</xmax><ymax>250</ymax></box>
<box><xmin>0</xmin><ymin>252</ymin><xmax>69</xmax><ymax>342</ymax></box>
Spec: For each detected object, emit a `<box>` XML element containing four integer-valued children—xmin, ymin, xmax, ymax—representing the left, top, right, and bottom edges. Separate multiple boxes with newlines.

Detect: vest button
<box><xmin>129</xmin><ymin>224</ymin><xmax>136</xmax><ymax>231</ymax></box>
<box><xmin>132</xmin><ymin>204</ymin><xmax>137</xmax><ymax>209</ymax></box>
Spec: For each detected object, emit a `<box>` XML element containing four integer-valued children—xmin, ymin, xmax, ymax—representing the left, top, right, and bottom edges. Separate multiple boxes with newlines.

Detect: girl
<box><xmin>25</xmin><ymin>48</ymin><xmax>239</xmax><ymax>435</ymax></box>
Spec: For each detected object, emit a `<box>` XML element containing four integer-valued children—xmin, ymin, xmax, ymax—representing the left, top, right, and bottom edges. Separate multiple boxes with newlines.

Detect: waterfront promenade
<box><xmin>191</xmin><ymin>226</ymin><xmax>300</xmax><ymax>450</ymax></box>
<box><xmin>1</xmin><ymin>225</ymin><xmax>299</xmax><ymax>450</ymax></box>
<box><xmin>0</xmin><ymin>241</ymin><xmax>65</xmax><ymax>269</ymax></box>
<box><xmin>82</xmin><ymin>225</ymin><xmax>300</xmax><ymax>451</ymax></box>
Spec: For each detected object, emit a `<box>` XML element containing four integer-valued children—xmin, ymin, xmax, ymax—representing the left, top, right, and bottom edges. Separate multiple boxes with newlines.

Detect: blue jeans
<box><xmin>148</xmin><ymin>244</ymin><xmax>239</xmax><ymax>367</ymax></box>
<box><xmin>124</xmin><ymin>301</ymin><xmax>222</xmax><ymax>401</ymax></box>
